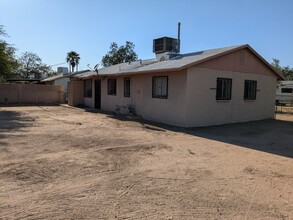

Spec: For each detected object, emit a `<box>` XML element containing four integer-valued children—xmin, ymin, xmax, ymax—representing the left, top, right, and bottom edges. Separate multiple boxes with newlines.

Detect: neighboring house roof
<box><xmin>41</xmin><ymin>74</ymin><xmax>65</xmax><ymax>82</ymax></box>
<box><xmin>72</xmin><ymin>70</ymin><xmax>98</xmax><ymax>79</ymax></box>
<box><xmin>92</xmin><ymin>44</ymin><xmax>283</xmax><ymax>80</ymax></box>
<box><xmin>42</xmin><ymin>70</ymin><xmax>91</xmax><ymax>82</ymax></box>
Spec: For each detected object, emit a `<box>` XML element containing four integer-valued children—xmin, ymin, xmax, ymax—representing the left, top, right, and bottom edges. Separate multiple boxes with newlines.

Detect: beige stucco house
<box><xmin>68</xmin><ymin>44</ymin><xmax>283</xmax><ymax>127</ymax></box>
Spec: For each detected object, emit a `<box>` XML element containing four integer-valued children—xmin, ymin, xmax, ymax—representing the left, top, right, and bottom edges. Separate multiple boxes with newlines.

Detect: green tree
<box><xmin>46</xmin><ymin>71</ymin><xmax>58</xmax><ymax>78</ymax></box>
<box><xmin>271</xmin><ymin>58</ymin><xmax>293</xmax><ymax>80</ymax></box>
<box><xmin>101</xmin><ymin>41</ymin><xmax>138</xmax><ymax>67</ymax></box>
<box><xmin>0</xmin><ymin>25</ymin><xmax>19</xmax><ymax>82</ymax></box>
<box><xmin>0</xmin><ymin>25</ymin><xmax>8</xmax><ymax>36</ymax></box>
<box><xmin>281</xmin><ymin>66</ymin><xmax>293</xmax><ymax>80</ymax></box>
<box><xmin>271</xmin><ymin>58</ymin><xmax>282</xmax><ymax>73</ymax></box>
<box><xmin>17</xmin><ymin>52</ymin><xmax>53</xmax><ymax>79</ymax></box>
<box><xmin>66</xmin><ymin>51</ymin><xmax>80</xmax><ymax>72</ymax></box>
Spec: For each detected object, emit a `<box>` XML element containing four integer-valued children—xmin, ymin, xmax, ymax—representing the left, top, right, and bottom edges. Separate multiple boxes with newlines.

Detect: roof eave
<box><xmin>97</xmin><ymin>45</ymin><xmax>249</xmax><ymax>77</ymax></box>
<box><xmin>98</xmin><ymin>67</ymin><xmax>182</xmax><ymax>77</ymax></box>
<box><xmin>176</xmin><ymin>44</ymin><xmax>284</xmax><ymax>80</ymax></box>
<box><xmin>74</xmin><ymin>75</ymin><xmax>99</xmax><ymax>80</ymax></box>
<box><xmin>244</xmin><ymin>45</ymin><xmax>285</xmax><ymax>80</ymax></box>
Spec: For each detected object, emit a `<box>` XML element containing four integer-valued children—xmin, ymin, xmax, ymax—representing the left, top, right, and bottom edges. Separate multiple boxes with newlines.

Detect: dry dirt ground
<box><xmin>0</xmin><ymin>106</ymin><xmax>292</xmax><ymax>219</ymax></box>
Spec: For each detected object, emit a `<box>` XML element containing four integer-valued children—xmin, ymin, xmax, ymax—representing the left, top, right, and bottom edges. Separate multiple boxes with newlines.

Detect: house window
<box><xmin>124</xmin><ymin>77</ymin><xmax>130</xmax><ymax>97</ymax></box>
<box><xmin>281</xmin><ymin>88</ymin><xmax>293</xmax><ymax>94</ymax></box>
<box><xmin>216</xmin><ymin>78</ymin><xmax>232</xmax><ymax>100</ymax></box>
<box><xmin>84</xmin><ymin>79</ymin><xmax>92</xmax><ymax>98</ymax></box>
<box><xmin>244</xmin><ymin>80</ymin><xmax>257</xmax><ymax>100</ymax></box>
<box><xmin>107</xmin><ymin>78</ymin><xmax>117</xmax><ymax>95</ymax></box>
<box><xmin>152</xmin><ymin>76</ymin><xmax>168</xmax><ymax>99</ymax></box>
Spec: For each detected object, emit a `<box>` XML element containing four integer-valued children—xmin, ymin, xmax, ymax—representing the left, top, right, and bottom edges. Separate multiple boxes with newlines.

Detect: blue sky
<box><xmin>0</xmin><ymin>0</ymin><xmax>292</xmax><ymax>71</ymax></box>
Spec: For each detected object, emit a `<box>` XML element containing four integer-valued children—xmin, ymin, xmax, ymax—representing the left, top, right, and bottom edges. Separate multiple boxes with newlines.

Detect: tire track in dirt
<box><xmin>1</xmin><ymin>106</ymin><xmax>293</xmax><ymax>219</ymax></box>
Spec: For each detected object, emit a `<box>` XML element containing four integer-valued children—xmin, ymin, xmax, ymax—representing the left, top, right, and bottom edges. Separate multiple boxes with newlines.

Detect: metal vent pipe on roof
<box><xmin>177</xmin><ymin>22</ymin><xmax>181</xmax><ymax>53</ymax></box>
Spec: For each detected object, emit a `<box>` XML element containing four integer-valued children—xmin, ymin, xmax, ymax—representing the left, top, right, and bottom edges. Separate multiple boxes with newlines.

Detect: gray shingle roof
<box><xmin>72</xmin><ymin>44</ymin><xmax>283</xmax><ymax>80</ymax></box>
<box><xmin>72</xmin><ymin>70</ymin><xmax>98</xmax><ymax>79</ymax></box>
<box><xmin>42</xmin><ymin>70</ymin><xmax>91</xmax><ymax>81</ymax></box>
<box><xmin>96</xmin><ymin>45</ymin><xmax>242</xmax><ymax>76</ymax></box>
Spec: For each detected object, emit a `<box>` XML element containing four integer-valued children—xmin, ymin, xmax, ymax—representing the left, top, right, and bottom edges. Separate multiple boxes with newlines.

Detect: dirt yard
<box><xmin>0</xmin><ymin>106</ymin><xmax>292</xmax><ymax>219</ymax></box>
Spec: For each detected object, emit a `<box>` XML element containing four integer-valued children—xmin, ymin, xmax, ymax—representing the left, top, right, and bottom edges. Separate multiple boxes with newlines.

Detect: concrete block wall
<box><xmin>0</xmin><ymin>84</ymin><xmax>64</xmax><ymax>104</ymax></box>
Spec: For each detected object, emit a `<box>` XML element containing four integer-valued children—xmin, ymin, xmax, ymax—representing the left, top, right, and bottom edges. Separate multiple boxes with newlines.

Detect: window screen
<box><xmin>244</xmin><ymin>80</ymin><xmax>257</xmax><ymax>100</ymax></box>
<box><xmin>107</xmin><ymin>78</ymin><xmax>117</xmax><ymax>95</ymax></box>
<box><xmin>216</xmin><ymin>78</ymin><xmax>232</xmax><ymax>100</ymax></box>
<box><xmin>84</xmin><ymin>79</ymin><xmax>92</xmax><ymax>98</ymax></box>
<box><xmin>124</xmin><ymin>77</ymin><xmax>130</xmax><ymax>97</ymax></box>
<box><xmin>152</xmin><ymin>76</ymin><xmax>168</xmax><ymax>99</ymax></box>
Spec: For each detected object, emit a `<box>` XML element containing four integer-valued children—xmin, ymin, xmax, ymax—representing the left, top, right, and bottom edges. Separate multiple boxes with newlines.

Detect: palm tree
<box><xmin>66</xmin><ymin>51</ymin><xmax>80</xmax><ymax>73</ymax></box>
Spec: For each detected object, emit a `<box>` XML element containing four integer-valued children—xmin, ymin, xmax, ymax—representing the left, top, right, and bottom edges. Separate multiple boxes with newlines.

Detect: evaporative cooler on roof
<box><xmin>153</xmin><ymin>37</ymin><xmax>178</xmax><ymax>54</ymax></box>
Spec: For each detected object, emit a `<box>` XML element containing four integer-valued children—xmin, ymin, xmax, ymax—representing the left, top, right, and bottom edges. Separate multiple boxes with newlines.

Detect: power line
<box><xmin>49</xmin><ymin>62</ymin><xmax>67</xmax><ymax>67</ymax></box>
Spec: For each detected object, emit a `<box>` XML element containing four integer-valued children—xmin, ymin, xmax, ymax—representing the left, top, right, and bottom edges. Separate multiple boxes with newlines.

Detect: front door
<box><xmin>95</xmin><ymin>79</ymin><xmax>101</xmax><ymax>109</ymax></box>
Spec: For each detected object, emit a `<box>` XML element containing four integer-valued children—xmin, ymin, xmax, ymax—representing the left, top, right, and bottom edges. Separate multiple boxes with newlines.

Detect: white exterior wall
<box><xmin>54</xmin><ymin>78</ymin><xmax>69</xmax><ymax>91</ymax></box>
<box><xmin>185</xmin><ymin>67</ymin><xmax>277</xmax><ymax>127</ymax></box>
<box><xmin>53</xmin><ymin>77</ymin><xmax>69</xmax><ymax>101</ymax></box>
<box><xmin>101</xmin><ymin>71</ymin><xmax>188</xmax><ymax>126</ymax></box>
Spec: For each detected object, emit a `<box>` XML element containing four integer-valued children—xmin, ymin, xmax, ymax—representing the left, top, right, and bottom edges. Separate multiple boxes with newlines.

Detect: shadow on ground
<box><xmin>0</xmin><ymin>110</ymin><xmax>33</xmax><ymax>146</ymax></box>
<box><xmin>105</xmin><ymin>113</ymin><xmax>293</xmax><ymax>159</ymax></box>
<box><xmin>0</xmin><ymin>110</ymin><xmax>34</xmax><ymax>131</ymax></box>
<box><xmin>188</xmin><ymin>119</ymin><xmax>293</xmax><ymax>158</ymax></box>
